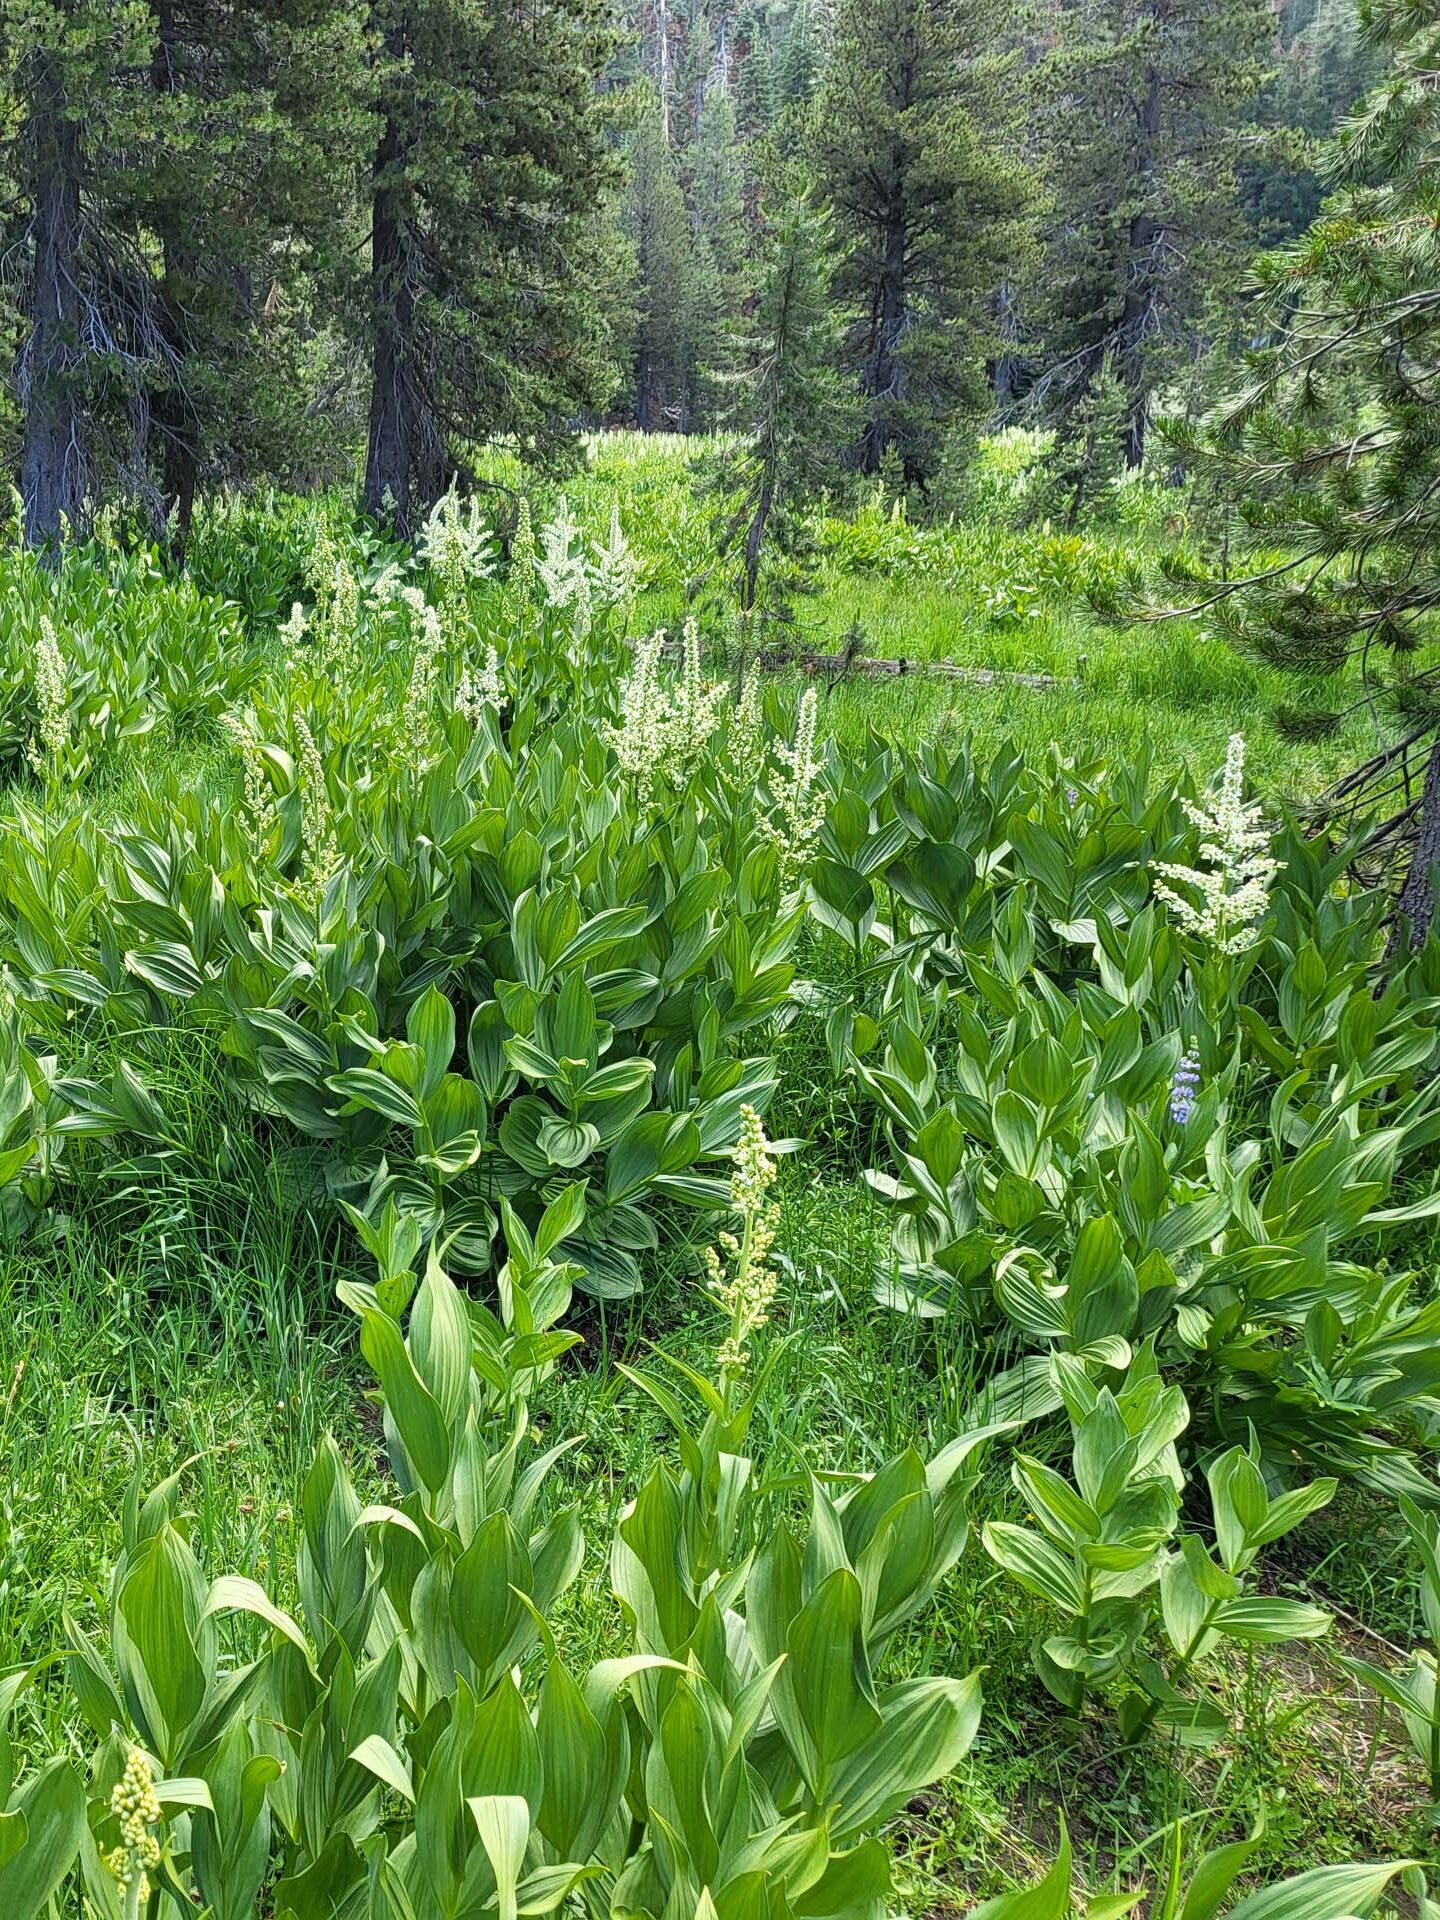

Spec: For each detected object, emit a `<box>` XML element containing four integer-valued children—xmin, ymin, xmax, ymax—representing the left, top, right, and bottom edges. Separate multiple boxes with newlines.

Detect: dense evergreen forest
<box><xmin>0</xmin><ymin>0</ymin><xmax>1380</xmax><ymax>533</ymax></box>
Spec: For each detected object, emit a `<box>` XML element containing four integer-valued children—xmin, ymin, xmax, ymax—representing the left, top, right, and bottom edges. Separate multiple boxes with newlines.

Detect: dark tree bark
<box><xmin>18</xmin><ymin>53</ymin><xmax>89</xmax><ymax>549</ymax></box>
<box><xmin>154</xmin><ymin>382</ymin><xmax>200</xmax><ymax>556</ymax></box>
<box><xmin>363</xmin><ymin>12</ymin><xmax>420</xmax><ymax>534</ymax></box>
<box><xmin>150</xmin><ymin>0</ymin><xmax>200</xmax><ymax>560</ymax></box>
<box><xmin>859</xmin><ymin>206</ymin><xmax>907</xmax><ymax>473</ymax></box>
<box><xmin>1117</xmin><ymin>59</ymin><xmax>1162</xmax><ymax>470</ymax></box>
<box><xmin>634</xmin><ymin>342</ymin><xmax>664</xmax><ymax>431</ymax></box>
<box><xmin>1395</xmin><ymin>736</ymin><xmax>1440</xmax><ymax>946</ymax></box>
<box><xmin>992</xmin><ymin>280</ymin><xmax>1021</xmax><ymax>408</ymax></box>
<box><xmin>742</xmin><ymin>473</ymin><xmax>773</xmax><ymax>612</ymax></box>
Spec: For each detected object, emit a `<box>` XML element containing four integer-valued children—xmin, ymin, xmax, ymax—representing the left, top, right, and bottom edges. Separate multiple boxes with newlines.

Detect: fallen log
<box><xmin>757</xmin><ymin>649</ymin><xmax>1079</xmax><ymax>691</ymax></box>
<box><xmin>655</xmin><ymin>631</ymin><xmax>1081</xmax><ymax>691</ymax></box>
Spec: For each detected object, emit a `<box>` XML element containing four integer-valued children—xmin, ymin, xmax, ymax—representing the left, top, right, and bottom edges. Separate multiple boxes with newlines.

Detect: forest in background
<box><xmin>0</xmin><ymin>0</ymin><xmax>1380</xmax><ymax>540</ymax></box>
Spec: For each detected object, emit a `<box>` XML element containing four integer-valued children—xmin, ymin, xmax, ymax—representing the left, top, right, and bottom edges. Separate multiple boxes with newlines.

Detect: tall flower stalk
<box><xmin>27</xmin><ymin>615</ymin><xmax>70</xmax><ymax>780</ymax></box>
<box><xmin>418</xmin><ymin>487</ymin><xmax>493</xmax><ymax>643</ymax></box>
<box><xmin>227</xmin><ymin>708</ymin><xmax>280</xmax><ymax>864</ymax></box>
<box><xmin>1153</xmin><ymin>734</ymin><xmax>1279</xmax><ymax>956</ymax></box>
<box><xmin>536</xmin><ymin>496</ymin><xmax>589</xmax><ymax>610</ymax></box>
<box><xmin>106</xmin><ymin>1748</ymin><xmax>162</xmax><ymax>1920</ymax></box>
<box><xmin>457</xmin><ymin>644</ymin><xmax>505</xmax><ymax>724</ymax></box>
<box><xmin>508</xmin><ymin>496</ymin><xmax>538</xmax><ymax>608</ymax></box>
<box><xmin>590</xmin><ymin>502</ymin><xmax>640</xmax><ymax>615</ymax></box>
<box><xmin>760</xmin><ymin>686</ymin><xmax>826</xmax><ymax>886</ymax></box>
<box><xmin>604</xmin><ymin>622</ymin><xmax>726</xmax><ymax>808</ymax></box>
<box><xmin>704</xmin><ymin>1104</ymin><xmax>781</xmax><ymax>1412</ymax></box>
<box><xmin>398</xmin><ymin>589</ymin><xmax>445</xmax><ymax>770</ymax></box>
<box><xmin>293</xmin><ymin>713</ymin><xmax>338</xmax><ymax>909</ymax></box>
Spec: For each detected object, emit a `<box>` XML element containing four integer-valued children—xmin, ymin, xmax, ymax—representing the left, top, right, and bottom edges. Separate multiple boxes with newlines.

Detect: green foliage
<box><xmin>699</xmin><ymin>168</ymin><xmax>857</xmax><ymax>631</ymax></box>
<box><xmin>1025</xmin><ymin>0</ymin><xmax>1273</xmax><ymax>476</ymax></box>
<box><xmin>814</xmin><ymin>0</ymin><xmax>1033</xmax><ymax>480</ymax></box>
<box><xmin>984</xmin><ymin>1357</ymin><xmax>1334</xmax><ymax>1738</ymax></box>
<box><xmin>813</xmin><ymin>732</ymin><xmax>1440</xmax><ymax>1498</ymax></box>
<box><xmin>1343</xmin><ymin>1495</ymin><xmax>1440</xmax><ymax>1811</ymax></box>
<box><xmin>975</xmin><ymin>1814</ymin><xmax>1419</xmax><ymax>1920</ymax></box>
<box><xmin>1158</xmin><ymin>0</ymin><xmax>1440</xmax><ymax>935</ymax></box>
<box><xmin>621</xmin><ymin>103</ymin><xmax>723</xmax><ymax>434</ymax></box>
<box><xmin>361</xmin><ymin>0</ymin><xmax>619</xmax><ymax>526</ymax></box>
<box><xmin>0</xmin><ymin>530</ymin><xmax>258</xmax><ymax>780</ymax></box>
<box><xmin>956</xmin><ymin>428</ymin><xmax>1061</xmax><ymax>530</ymax></box>
<box><xmin>0</xmin><ymin>446</ymin><xmax>1430</xmax><ymax>1905</ymax></box>
<box><xmin>0</xmin><ymin>496</ymin><xmax>820</xmax><ymax>1297</ymax></box>
<box><xmin>0</xmin><ymin>1196</ymin><xmax>996</xmax><ymax>1919</ymax></box>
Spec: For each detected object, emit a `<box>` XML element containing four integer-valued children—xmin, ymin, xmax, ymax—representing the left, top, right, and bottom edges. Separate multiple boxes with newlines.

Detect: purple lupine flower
<box><xmin>1169</xmin><ymin>1048</ymin><xmax>1201</xmax><ymax>1125</ymax></box>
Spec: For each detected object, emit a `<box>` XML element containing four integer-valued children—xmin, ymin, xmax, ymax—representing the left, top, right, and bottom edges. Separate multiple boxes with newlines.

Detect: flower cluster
<box><xmin>602</xmin><ymin>629</ymin><xmax>668</xmax><ymax>804</ymax></box>
<box><xmin>303</xmin><ymin>517</ymin><xmax>339</xmax><ymax>608</ymax></box>
<box><xmin>106</xmin><ymin>1747</ymin><xmax>162</xmax><ymax>1902</ymax></box>
<box><xmin>457</xmin><ymin>645</ymin><xmax>505</xmax><ymax>724</ymax></box>
<box><xmin>673</xmin><ymin>619</ymin><xmax>728</xmax><ymax>761</ymax></box>
<box><xmin>293</xmin><ymin>712</ymin><xmax>338</xmax><ymax>909</ymax></box>
<box><xmin>536</xmin><ymin>497</ymin><xmax>590</xmax><ymax>611</ymax></box>
<box><xmin>418</xmin><ymin>489</ymin><xmax>493</xmax><ymax>638</ymax></box>
<box><xmin>603</xmin><ymin>622</ymin><xmax>727</xmax><ymax>807</ymax></box>
<box><xmin>398</xmin><ymin>588</ymin><xmax>445</xmax><ymax>769</ymax></box>
<box><xmin>27</xmin><ymin>615</ymin><xmax>70</xmax><ymax>778</ymax></box>
<box><xmin>226</xmin><ymin>708</ymin><xmax>279</xmax><ymax>860</ymax></box>
<box><xmin>508</xmin><ymin>496</ymin><xmax>537</xmax><ymax>606</ymax></box>
<box><xmin>300</xmin><ymin>557</ymin><xmax>361</xmax><ymax>681</ymax></box>
<box><xmin>369</xmin><ymin>560</ymin><xmax>406</xmax><ymax>612</ymax></box>
<box><xmin>326</xmin><ymin>565</ymin><xmax>362</xmax><ymax>678</ymax></box>
<box><xmin>1169</xmin><ymin>1047</ymin><xmax>1200</xmax><ymax>1125</ymax></box>
<box><xmin>760</xmin><ymin>687</ymin><xmax>826</xmax><ymax>886</ymax></box>
<box><xmin>279</xmin><ymin>600</ymin><xmax>309</xmax><ymax>668</ymax></box>
<box><xmin>704</xmin><ymin>1104</ymin><xmax>781</xmax><ymax>1383</ymax></box>
<box><xmin>590</xmin><ymin>503</ymin><xmax>641</xmax><ymax>613</ymax></box>
<box><xmin>729</xmin><ymin>673</ymin><xmax>765</xmax><ymax>778</ymax></box>
<box><xmin>1153</xmin><ymin>734</ymin><xmax>1281</xmax><ymax>956</ymax></box>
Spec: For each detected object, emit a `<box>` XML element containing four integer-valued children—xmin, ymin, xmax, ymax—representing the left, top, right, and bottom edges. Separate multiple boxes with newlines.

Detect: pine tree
<box><xmin>777</xmin><ymin>0</ymin><xmax>822</xmax><ymax>107</ymax></box>
<box><xmin>1</xmin><ymin>4</ymin><xmax>159</xmax><ymax>544</ymax></box>
<box><xmin>735</xmin><ymin>4</ymin><xmax>778</xmax><ymax>136</ymax></box>
<box><xmin>622</xmin><ymin>104</ymin><xmax>702</xmax><ymax>428</ymax></box>
<box><xmin>1158</xmin><ymin>0</ymin><xmax>1440</xmax><ymax>939</ymax></box>
<box><xmin>814</xmin><ymin>0</ymin><xmax>1031</xmax><ymax>482</ymax></box>
<box><xmin>690</xmin><ymin>84</ymin><xmax>749</xmax><ymax>283</ymax></box>
<box><xmin>704</xmin><ymin>167</ymin><xmax>855</xmax><ymax>629</ymax></box>
<box><xmin>0</xmin><ymin>2</ymin><xmax>367</xmax><ymax>548</ymax></box>
<box><xmin>361</xmin><ymin>0</ymin><xmax>616</xmax><ymax>533</ymax></box>
<box><xmin>676</xmin><ymin>3</ymin><xmax>714</xmax><ymax>143</ymax></box>
<box><xmin>1239</xmin><ymin>0</ymin><xmax>1380</xmax><ymax>244</ymax></box>
<box><xmin>124</xmin><ymin>0</ymin><xmax>366</xmax><ymax>552</ymax></box>
<box><xmin>1027</xmin><ymin>0</ymin><xmax>1271</xmax><ymax>479</ymax></box>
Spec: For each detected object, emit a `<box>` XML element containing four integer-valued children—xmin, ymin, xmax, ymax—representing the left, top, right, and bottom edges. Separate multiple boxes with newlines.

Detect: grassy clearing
<box><xmin>544</xmin><ymin>436</ymin><xmax>1368</xmax><ymax>796</ymax></box>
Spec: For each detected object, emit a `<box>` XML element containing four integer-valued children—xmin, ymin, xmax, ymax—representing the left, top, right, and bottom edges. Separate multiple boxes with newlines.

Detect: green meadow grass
<box><xmin>553</xmin><ymin>432</ymin><xmax>1364</xmax><ymax>799</ymax></box>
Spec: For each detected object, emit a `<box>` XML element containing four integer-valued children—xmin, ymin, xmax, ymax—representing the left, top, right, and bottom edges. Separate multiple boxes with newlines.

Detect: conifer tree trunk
<box><xmin>993</xmin><ymin>280</ymin><xmax>1020</xmax><ymax>406</ymax></box>
<box><xmin>1117</xmin><ymin>57</ymin><xmax>1162</xmax><ymax>469</ymax></box>
<box><xmin>363</xmin><ymin>12</ymin><xmax>419</xmax><ymax>533</ymax></box>
<box><xmin>1396</xmin><ymin>737</ymin><xmax>1440</xmax><ymax>945</ymax></box>
<box><xmin>18</xmin><ymin>52</ymin><xmax>88</xmax><ymax>548</ymax></box>
<box><xmin>860</xmin><ymin>207</ymin><xmax>907</xmax><ymax>472</ymax></box>
<box><xmin>150</xmin><ymin>0</ymin><xmax>200</xmax><ymax>559</ymax></box>
<box><xmin>742</xmin><ymin>474</ymin><xmax>774</xmax><ymax>611</ymax></box>
<box><xmin>635</xmin><ymin>342</ymin><xmax>662</xmax><ymax>429</ymax></box>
